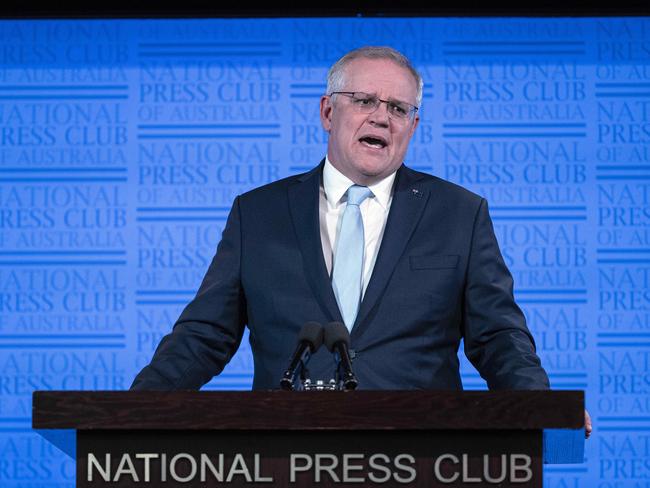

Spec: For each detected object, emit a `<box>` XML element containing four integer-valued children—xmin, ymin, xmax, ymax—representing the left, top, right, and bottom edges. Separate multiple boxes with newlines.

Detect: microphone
<box><xmin>324</xmin><ymin>321</ymin><xmax>358</xmax><ymax>391</ymax></box>
<box><xmin>280</xmin><ymin>321</ymin><xmax>324</xmax><ymax>390</ymax></box>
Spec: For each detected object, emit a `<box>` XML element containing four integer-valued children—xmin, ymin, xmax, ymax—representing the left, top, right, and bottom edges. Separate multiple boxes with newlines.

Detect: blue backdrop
<box><xmin>0</xmin><ymin>17</ymin><xmax>649</xmax><ymax>487</ymax></box>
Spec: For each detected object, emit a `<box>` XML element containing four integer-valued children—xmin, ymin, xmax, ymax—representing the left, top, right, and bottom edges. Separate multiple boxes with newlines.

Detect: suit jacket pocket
<box><xmin>409</xmin><ymin>254</ymin><xmax>459</xmax><ymax>270</ymax></box>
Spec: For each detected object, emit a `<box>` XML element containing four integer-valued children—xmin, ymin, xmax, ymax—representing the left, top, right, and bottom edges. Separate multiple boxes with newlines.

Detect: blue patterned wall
<box><xmin>0</xmin><ymin>17</ymin><xmax>649</xmax><ymax>487</ymax></box>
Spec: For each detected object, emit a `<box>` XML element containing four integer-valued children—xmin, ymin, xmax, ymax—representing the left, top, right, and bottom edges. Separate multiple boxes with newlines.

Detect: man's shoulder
<box><xmin>237</xmin><ymin>165</ymin><xmax>319</xmax><ymax>204</ymax></box>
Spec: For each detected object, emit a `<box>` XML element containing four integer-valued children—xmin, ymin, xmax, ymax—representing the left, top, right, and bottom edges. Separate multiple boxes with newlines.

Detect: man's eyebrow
<box><xmin>365</xmin><ymin>92</ymin><xmax>412</xmax><ymax>104</ymax></box>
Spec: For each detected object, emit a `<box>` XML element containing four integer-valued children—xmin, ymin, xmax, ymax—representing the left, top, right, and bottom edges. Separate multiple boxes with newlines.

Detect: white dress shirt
<box><xmin>319</xmin><ymin>156</ymin><xmax>396</xmax><ymax>297</ymax></box>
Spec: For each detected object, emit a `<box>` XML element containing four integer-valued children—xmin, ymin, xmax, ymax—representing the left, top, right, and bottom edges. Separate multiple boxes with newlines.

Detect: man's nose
<box><xmin>367</xmin><ymin>101</ymin><xmax>390</xmax><ymax>127</ymax></box>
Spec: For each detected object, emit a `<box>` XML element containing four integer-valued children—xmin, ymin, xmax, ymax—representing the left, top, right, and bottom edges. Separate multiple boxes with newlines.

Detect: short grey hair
<box><xmin>326</xmin><ymin>46</ymin><xmax>424</xmax><ymax>108</ymax></box>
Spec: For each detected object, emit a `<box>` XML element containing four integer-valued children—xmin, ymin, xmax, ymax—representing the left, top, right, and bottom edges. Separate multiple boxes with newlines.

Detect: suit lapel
<box><xmin>352</xmin><ymin>165</ymin><xmax>430</xmax><ymax>337</ymax></box>
<box><xmin>288</xmin><ymin>161</ymin><xmax>343</xmax><ymax>323</ymax></box>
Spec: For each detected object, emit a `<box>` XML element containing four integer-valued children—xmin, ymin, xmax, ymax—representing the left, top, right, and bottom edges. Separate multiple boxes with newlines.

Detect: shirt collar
<box><xmin>323</xmin><ymin>156</ymin><xmax>396</xmax><ymax>210</ymax></box>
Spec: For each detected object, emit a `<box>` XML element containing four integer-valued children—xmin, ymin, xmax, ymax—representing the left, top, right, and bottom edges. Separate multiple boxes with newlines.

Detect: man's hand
<box><xmin>585</xmin><ymin>409</ymin><xmax>592</xmax><ymax>439</ymax></box>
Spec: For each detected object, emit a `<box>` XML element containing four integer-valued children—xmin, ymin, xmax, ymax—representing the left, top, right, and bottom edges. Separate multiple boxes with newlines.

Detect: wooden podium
<box><xmin>32</xmin><ymin>390</ymin><xmax>584</xmax><ymax>487</ymax></box>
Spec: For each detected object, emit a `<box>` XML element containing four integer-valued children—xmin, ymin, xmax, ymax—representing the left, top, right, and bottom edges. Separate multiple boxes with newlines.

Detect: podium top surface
<box><xmin>32</xmin><ymin>390</ymin><xmax>583</xmax><ymax>431</ymax></box>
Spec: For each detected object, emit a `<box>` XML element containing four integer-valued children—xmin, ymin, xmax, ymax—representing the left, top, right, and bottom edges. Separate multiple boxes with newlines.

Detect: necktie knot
<box><xmin>346</xmin><ymin>185</ymin><xmax>372</xmax><ymax>207</ymax></box>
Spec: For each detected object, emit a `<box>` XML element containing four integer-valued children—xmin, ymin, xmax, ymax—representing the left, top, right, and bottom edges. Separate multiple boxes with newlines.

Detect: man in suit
<box><xmin>132</xmin><ymin>46</ymin><xmax>551</xmax><ymax>394</ymax></box>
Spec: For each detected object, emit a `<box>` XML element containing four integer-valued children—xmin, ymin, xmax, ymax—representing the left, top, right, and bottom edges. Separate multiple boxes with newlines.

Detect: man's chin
<box><xmin>354</xmin><ymin>155</ymin><xmax>391</xmax><ymax>173</ymax></box>
<box><xmin>355</xmin><ymin>164</ymin><xmax>398</xmax><ymax>184</ymax></box>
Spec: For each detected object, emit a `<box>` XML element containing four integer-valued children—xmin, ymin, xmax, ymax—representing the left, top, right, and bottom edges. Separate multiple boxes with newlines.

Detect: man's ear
<box><xmin>320</xmin><ymin>95</ymin><xmax>333</xmax><ymax>132</ymax></box>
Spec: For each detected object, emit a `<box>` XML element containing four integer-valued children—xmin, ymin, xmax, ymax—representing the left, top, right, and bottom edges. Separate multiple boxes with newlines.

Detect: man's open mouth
<box><xmin>359</xmin><ymin>136</ymin><xmax>388</xmax><ymax>149</ymax></box>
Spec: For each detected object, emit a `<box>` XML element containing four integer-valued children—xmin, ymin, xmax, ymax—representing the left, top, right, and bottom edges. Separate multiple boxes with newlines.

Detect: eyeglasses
<box><xmin>329</xmin><ymin>91</ymin><xmax>418</xmax><ymax>123</ymax></box>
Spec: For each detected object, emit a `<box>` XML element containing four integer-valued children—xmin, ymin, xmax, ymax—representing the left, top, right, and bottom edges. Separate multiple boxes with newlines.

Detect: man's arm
<box><xmin>462</xmin><ymin>198</ymin><xmax>550</xmax><ymax>390</ymax></box>
<box><xmin>130</xmin><ymin>197</ymin><xmax>247</xmax><ymax>390</ymax></box>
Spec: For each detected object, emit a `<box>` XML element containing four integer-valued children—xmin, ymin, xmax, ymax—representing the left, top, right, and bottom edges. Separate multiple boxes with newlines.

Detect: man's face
<box><xmin>320</xmin><ymin>57</ymin><xmax>420</xmax><ymax>185</ymax></box>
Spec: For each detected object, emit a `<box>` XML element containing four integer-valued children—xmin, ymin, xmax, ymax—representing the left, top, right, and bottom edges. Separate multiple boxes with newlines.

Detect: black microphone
<box><xmin>280</xmin><ymin>321</ymin><xmax>324</xmax><ymax>390</ymax></box>
<box><xmin>324</xmin><ymin>321</ymin><xmax>358</xmax><ymax>390</ymax></box>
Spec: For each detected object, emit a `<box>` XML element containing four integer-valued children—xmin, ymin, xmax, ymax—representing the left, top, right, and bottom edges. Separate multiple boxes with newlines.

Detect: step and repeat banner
<box><xmin>0</xmin><ymin>17</ymin><xmax>648</xmax><ymax>487</ymax></box>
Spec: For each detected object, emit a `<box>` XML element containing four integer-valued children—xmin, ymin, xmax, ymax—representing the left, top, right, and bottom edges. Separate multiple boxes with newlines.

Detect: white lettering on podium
<box><xmin>484</xmin><ymin>454</ymin><xmax>507</xmax><ymax>483</ymax></box>
<box><xmin>200</xmin><ymin>453</ymin><xmax>224</xmax><ymax>481</ymax></box>
<box><xmin>462</xmin><ymin>453</ymin><xmax>482</xmax><ymax>482</ymax></box>
<box><xmin>433</xmin><ymin>453</ymin><xmax>533</xmax><ymax>484</ymax></box>
<box><xmin>434</xmin><ymin>453</ymin><xmax>460</xmax><ymax>483</ymax></box>
<box><xmin>136</xmin><ymin>453</ymin><xmax>159</xmax><ymax>482</ymax></box>
<box><xmin>169</xmin><ymin>453</ymin><xmax>196</xmax><ymax>483</ymax></box>
<box><xmin>160</xmin><ymin>453</ymin><xmax>166</xmax><ymax>481</ymax></box>
<box><xmin>114</xmin><ymin>453</ymin><xmax>138</xmax><ymax>481</ymax></box>
<box><xmin>393</xmin><ymin>454</ymin><xmax>417</xmax><ymax>483</ymax></box>
<box><xmin>254</xmin><ymin>453</ymin><xmax>274</xmax><ymax>482</ymax></box>
<box><xmin>84</xmin><ymin>450</ymin><xmax>531</xmax><ymax>484</ymax></box>
<box><xmin>367</xmin><ymin>453</ymin><xmax>392</xmax><ymax>483</ymax></box>
<box><xmin>87</xmin><ymin>451</ymin><xmax>275</xmax><ymax>483</ymax></box>
<box><xmin>290</xmin><ymin>453</ymin><xmax>312</xmax><ymax>482</ymax></box>
<box><xmin>226</xmin><ymin>453</ymin><xmax>252</xmax><ymax>482</ymax></box>
<box><xmin>510</xmin><ymin>454</ymin><xmax>533</xmax><ymax>483</ymax></box>
<box><xmin>87</xmin><ymin>453</ymin><xmax>110</xmax><ymax>482</ymax></box>
<box><xmin>291</xmin><ymin>453</ymin><xmax>416</xmax><ymax>484</ymax></box>
<box><xmin>315</xmin><ymin>454</ymin><xmax>339</xmax><ymax>482</ymax></box>
<box><xmin>342</xmin><ymin>453</ymin><xmax>365</xmax><ymax>482</ymax></box>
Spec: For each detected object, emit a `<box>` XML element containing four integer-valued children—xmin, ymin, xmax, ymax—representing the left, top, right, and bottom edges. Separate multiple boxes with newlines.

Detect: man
<box><xmin>132</xmin><ymin>46</ymin><xmax>554</xmax><ymax>395</ymax></box>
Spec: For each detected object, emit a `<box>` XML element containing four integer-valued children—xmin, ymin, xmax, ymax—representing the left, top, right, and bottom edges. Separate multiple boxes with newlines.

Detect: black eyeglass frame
<box><xmin>328</xmin><ymin>91</ymin><xmax>419</xmax><ymax>121</ymax></box>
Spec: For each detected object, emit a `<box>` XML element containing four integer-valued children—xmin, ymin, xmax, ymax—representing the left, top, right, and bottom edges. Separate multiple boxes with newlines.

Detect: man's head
<box><xmin>320</xmin><ymin>46</ymin><xmax>422</xmax><ymax>186</ymax></box>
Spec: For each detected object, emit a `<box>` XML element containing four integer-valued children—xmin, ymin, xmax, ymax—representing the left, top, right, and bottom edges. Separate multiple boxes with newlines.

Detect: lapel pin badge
<box><xmin>411</xmin><ymin>188</ymin><xmax>422</xmax><ymax>198</ymax></box>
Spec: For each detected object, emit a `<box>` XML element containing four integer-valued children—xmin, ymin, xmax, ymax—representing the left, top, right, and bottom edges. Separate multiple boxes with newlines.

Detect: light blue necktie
<box><xmin>332</xmin><ymin>185</ymin><xmax>373</xmax><ymax>331</ymax></box>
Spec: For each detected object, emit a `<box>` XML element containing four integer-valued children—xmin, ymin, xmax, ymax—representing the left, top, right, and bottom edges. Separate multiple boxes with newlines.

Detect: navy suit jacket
<box><xmin>132</xmin><ymin>162</ymin><xmax>549</xmax><ymax>391</ymax></box>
